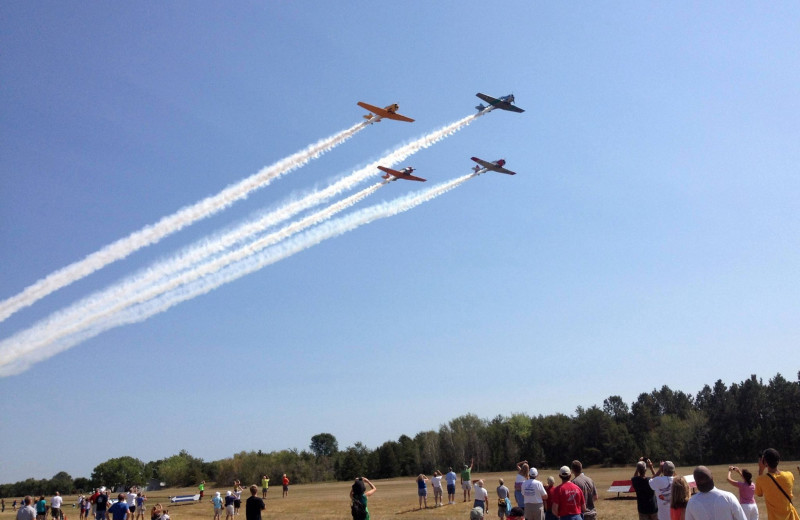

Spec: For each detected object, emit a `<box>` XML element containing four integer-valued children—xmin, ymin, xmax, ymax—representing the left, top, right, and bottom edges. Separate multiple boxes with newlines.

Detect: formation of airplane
<box><xmin>475</xmin><ymin>92</ymin><xmax>525</xmax><ymax>113</ymax></box>
<box><xmin>361</xmin><ymin>95</ymin><xmax>522</xmax><ymax>181</ymax></box>
<box><xmin>377</xmin><ymin>166</ymin><xmax>426</xmax><ymax>182</ymax></box>
<box><xmin>470</xmin><ymin>157</ymin><xmax>517</xmax><ymax>175</ymax></box>
<box><xmin>357</xmin><ymin>102</ymin><xmax>415</xmax><ymax>123</ymax></box>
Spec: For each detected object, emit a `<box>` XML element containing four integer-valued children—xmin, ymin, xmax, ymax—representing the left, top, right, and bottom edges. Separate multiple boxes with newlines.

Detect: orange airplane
<box><xmin>357</xmin><ymin>102</ymin><xmax>415</xmax><ymax>123</ymax></box>
<box><xmin>377</xmin><ymin>166</ymin><xmax>426</xmax><ymax>182</ymax></box>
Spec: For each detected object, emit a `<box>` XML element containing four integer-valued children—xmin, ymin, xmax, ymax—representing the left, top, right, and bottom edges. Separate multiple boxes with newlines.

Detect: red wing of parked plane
<box><xmin>357</xmin><ymin>102</ymin><xmax>415</xmax><ymax>123</ymax></box>
<box><xmin>470</xmin><ymin>157</ymin><xmax>517</xmax><ymax>175</ymax></box>
<box><xmin>377</xmin><ymin>165</ymin><xmax>426</xmax><ymax>182</ymax></box>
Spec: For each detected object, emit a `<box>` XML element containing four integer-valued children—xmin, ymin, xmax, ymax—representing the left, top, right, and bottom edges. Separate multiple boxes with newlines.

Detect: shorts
<box><xmin>515</xmin><ymin>490</ymin><xmax>525</xmax><ymax>507</ymax></box>
<box><xmin>418</xmin><ymin>488</ymin><xmax>428</xmax><ymax>497</ymax></box>
<box><xmin>233</xmin><ymin>500</ymin><xmax>241</xmax><ymax>508</ymax></box>
<box><xmin>129</xmin><ymin>506</ymin><xmax>136</xmax><ymax>513</ymax></box>
<box><xmin>523</xmin><ymin>502</ymin><xmax>543</xmax><ymax>520</ymax></box>
<box><xmin>462</xmin><ymin>482</ymin><xmax>473</xmax><ymax>491</ymax></box>
<box><xmin>262</xmin><ymin>488</ymin><xmax>268</xmax><ymax>493</ymax></box>
<box><xmin>52</xmin><ymin>508</ymin><xmax>62</xmax><ymax>518</ymax></box>
<box><xmin>95</xmin><ymin>512</ymin><xmax>107</xmax><ymax>520</ymax></box>
<box><xmin>473</xmin><ymin>499</ymin><xmax>485</xmax><ymax>510</ymax></box>
<box><xmin>447</xmin><ymin>484</ymin><xmax>456</xmax><ymax>495</ymax></box>
<box><xmin>282</xmin><ymin>485</ymin><xmax>288</xmax><ymax>491</ymax></box>
<box><xmin>741</xmin><ymin>503</ymin><xmax>758</xmax><ymax>520</ymax></box>
<box><xmin>226</xmin><ymin>505</ymin><xmax>234</xmax><ymax>515</ymax></box>
<box><xmin>433</xmin><ymin>487</ymin><xmax>443</xmax><ymax>498</ymax></box>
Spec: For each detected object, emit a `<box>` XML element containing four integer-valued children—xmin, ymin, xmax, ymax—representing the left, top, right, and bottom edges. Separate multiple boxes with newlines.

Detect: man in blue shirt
<box><xmin>445</xmin><ymin>467</ymin><xmax>458</xmax><ymax>505</ymax></box>
<box><xmin>108</xmin><ymin>494</ymin><xmax>129</xmax><ymax>520</ymax></box>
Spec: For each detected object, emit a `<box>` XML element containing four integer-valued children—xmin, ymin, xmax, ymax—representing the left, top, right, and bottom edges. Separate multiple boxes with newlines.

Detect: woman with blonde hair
<box><xmin>416</xmin><ymin>474</ymin><xmax>430</xmax><ymax>509</ymax></box>
<box><xmin>514</xmin><ymin>460</ymin><xmax>528</xmax><ymax>507</ymax></box>
<box><xmin>670</xmin><ymin>476</ymin><xmax>691</xmax><ymax>520</ymax></box>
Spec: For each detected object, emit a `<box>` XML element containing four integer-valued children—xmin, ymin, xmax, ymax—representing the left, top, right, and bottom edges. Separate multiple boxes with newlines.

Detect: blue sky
<box><xmin>1</xmin><ymin>2</ymin><xmax>799</xmax><ymax>483</ymax></box>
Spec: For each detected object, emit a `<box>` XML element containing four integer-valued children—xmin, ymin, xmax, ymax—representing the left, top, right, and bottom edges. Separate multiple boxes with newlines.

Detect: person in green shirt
<box><xmin>461</xmin><ymin>458</ymin><xmax>474</xmax><ymax>503</ymax></box>
<box><xmin>261</xmin><ymin>476</ymin><xmax>269</xmax><ymax>499</ymax></box>
<box><xmin>199</xmin><ymin>481</ymin><xmax>205</xmax><ymax>500</ymax></box>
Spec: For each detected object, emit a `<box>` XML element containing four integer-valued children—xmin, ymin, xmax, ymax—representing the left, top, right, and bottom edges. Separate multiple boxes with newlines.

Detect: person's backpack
<box><xmin>351</xmin><ymin>497</ymin><xmax>367</xmax><ymax>520</ymax></box>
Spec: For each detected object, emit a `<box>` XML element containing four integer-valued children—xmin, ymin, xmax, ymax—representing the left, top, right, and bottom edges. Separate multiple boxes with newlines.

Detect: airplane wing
<box><xmin>357</xmin><ymin>101</ymin><xmax>415</xmax><ymax>122</ymax></box>
<box><xmin>475</xmin><ymin>93</ymin><xmax>525</xmax><ymax>113</ymax></box>
<box><xmin>377</xmin><ymin>166</ymin><xmax>426</xmax><ymax>182</ymax></box>
<box><xmin>470</xmin><ymin>157</ymin><xmax>516</xmax><ymax>175</ymax></box>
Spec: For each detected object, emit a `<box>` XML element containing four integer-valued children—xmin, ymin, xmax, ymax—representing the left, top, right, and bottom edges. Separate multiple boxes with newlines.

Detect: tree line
<box><xmin>3</xmin><ymin>371</ymin><xmax>797</xmax><ymax>497</ymax></box>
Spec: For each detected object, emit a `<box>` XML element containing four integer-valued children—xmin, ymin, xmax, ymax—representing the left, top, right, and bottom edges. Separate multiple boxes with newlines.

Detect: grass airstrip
<box><xmin>2</xmin><ymin>462</ymin><xmax>797</xmax><ymax>520</ymax></box>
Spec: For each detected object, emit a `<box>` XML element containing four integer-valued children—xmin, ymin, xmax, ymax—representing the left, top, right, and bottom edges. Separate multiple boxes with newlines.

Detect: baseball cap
<box><xmin>529</xmin><ymin>467</ymin><xmax>538</xmax><ymax>478</ymax></box>
<box><xmin>559</xmin><ymin>466</ymin><xmax>571</xmax><ymax>478</ymax></box>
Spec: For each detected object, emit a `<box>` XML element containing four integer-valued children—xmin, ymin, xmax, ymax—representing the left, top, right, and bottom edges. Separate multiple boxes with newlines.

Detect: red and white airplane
<box><xmin>357</xmin><ymin>102</ymin><xmax>415</xmax><ymax>123</ymax></box>
<box><xmin>470</xmin><ymin>157</ymin><xmax>517</xmax><ymax>175</ymax></box>
<box><xmin>377</xmin><ymin>165</ymin><xmax>426</xmax><ymax>182</ymax></box>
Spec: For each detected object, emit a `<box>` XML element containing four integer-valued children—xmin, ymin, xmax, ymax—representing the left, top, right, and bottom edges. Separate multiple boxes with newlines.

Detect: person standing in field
<box><xmin>107</xmin><ymin>493</ymin><xmax>129</xmax><ymax>520</ymax></box>
<box><xmin>472</xmin><ymin>479</ymin><xmax>490</xmax><ymax>513</ymax></box>
<box><xmin>350</xmin><ymin>477</ymin><xmax>376</xmax><ymax>520</ymax></box>
<box><xmin>670</xmin><ymin>476</ymin><xmax>691</xmax><ymax>520</ymax></box>
<box><xmin>34</xmin><ymin>496</ymin><xmax>46</xmax><ymax>520</ymax></box>
<box><xmin>543</xmin><ymin>476</ymin><xmax>557</xmax><ymax>520</ymax></box>
<box><xmin>497</xmin><ymin>478</ymin><xmax>511</xmax><ymax>520</ymax></box>
<box><xmin>126</xmin><ymin>488</ymin><xmax>137</xmax><ymax>519</ymax></box>
<box><xmin>649</xmin><ymin>461</ymin><xmax>676</xmax><ymax>520</ymax></box>
<box><xmin>431</xmin><ymin>470</ymin><xmax>445</xmax><ymax>507</ymax></box>
<box><xmin>462</xmin><ymin>459</ymin><xmax>475</xmax><ymax>503</ymax></box>
<box><xmin>570</xmin><ymin>461</ymin><xmax>597</xmax><ymax>520</ymax></box>
<box><xmin>245</xmin><ymin>485</ymin><xmax>265</xmax><ymax>520</ymax></box>
<box><xmin>211</xmin><ymin>492</ymin><xmax>223</xmax><ymax>520</ymax></box>
<box><xmin>446</xmin><ymin>467</ymin><xmax>458</xmax><ymax>505</ymax></box>
<box><xmin>233</xmin><ymin>481</ymin><xmax>243</xmax><ymax>515</ymax></box>
<box><xmin>261</xmin><ymin>475</ymin><xmax>269</xmax><ymax>499</ymax></box>
<box><xmin>50</xmin><ymin>492</ymin><xmax>63</xmax><ymax>520</ymax></box>
<box><xmin>135</xmin><ymin>493</ymin><xmax>146</xmax><ymax>520</ymax></box>
<box><xmin>632</xmin><ymin>459</ymin><xmax>659</xmax><ymax>520</ymax></box>
<box><xmin>685</xmin><ymin>466</ymin><xmax>746</xmax><ymax>520</ymax></box>
<box><xmin>755</xmin><ymin>448</ymin><xmax>796</xmax><ymax>520</ymax></box>
<box><xmin>282</xmin><ymin>474</ymin><xmax>290</xmax><ymax>497</ymax></box>
<box><xmin>417</xmin><ymin>474</ymin><xmax>430</xmax><ymax>509</ymax></box>
<box><xmin>515</xmin><ymin>461</ymin><xmax>529</xmax><ymax>508</ymax></box>
<box><xmin>198</xmin><ymin>481</ymin><xmax>205</xmax><ymax>500</ymax></box>
<box><xmin>726</xmin><ymin>466</ymin><xmax>758</xmax><ymax>520</ymax></box>
<box><xmin>551</xmin><ymin>466</ymin><xmax>585</xmax><ymax>520</ymax></box>
<box><xmin>16</xmin><ymin>496</ymin><xmax>36</xmax><ymax>520</ymax></box>
<box><xmin>224</xmin><ymin>491</ymin><xmax>235</xmax><ymax>520</ymax></box>
<box><xmin>521</xmin><ymin>467</ymin><xmax>548</xmax><ymax>520</ymax></box>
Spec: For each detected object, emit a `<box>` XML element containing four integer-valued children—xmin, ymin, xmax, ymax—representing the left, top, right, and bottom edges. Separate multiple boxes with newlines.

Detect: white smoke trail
<box><xmin>0</xmin><ymin>121</ymin><xmax>369</xmax><ymax>323</ymax></box>
<box><xmin>1</xmin><ymin>110</ymin><xmax>485</xmax><ymax>338</ymax></box>
<box><xmin>0</xmin><ymin>182</ymin><xmax>385</xmax><ymax>374</ymax></box>
<box><xmin>0</xmin><ymin>173</ymin><xmax>477</xmax><ymax>376</ymax></box>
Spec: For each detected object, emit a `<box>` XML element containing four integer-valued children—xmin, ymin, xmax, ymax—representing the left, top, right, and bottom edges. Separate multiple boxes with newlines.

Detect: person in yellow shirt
<box><xmin>261</xmin><ymin>476</ymin><xmax>269</xmax><ymax>499</ymax></box>
<box><xmin>754</xmin><ymin>448</ymin><xmax>796</xmax><ymax>520</ymax></box>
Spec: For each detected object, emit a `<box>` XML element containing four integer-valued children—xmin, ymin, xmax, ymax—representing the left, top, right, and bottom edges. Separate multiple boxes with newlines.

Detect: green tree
<box><xmin>91</xmin><ymin>457</ymin><xmax>145</xmax><ymax>489</ymax></box>
<box><xmin>310</xmin><ymin>433</ymin><xmax>339</xmax><ymax>458</ymax></box>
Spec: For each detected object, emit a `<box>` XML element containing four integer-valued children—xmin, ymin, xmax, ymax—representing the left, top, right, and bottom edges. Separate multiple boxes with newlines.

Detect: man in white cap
<box><xmin>551</xmin><ymin>466</ymin><xmax>584</xmax><ymax>520</ymax></box>
<box><xmin>648</xmin><ymin>461</ymin><xmax>675</xmax><ymax>520</ymax></box>
<box><xmin>521</xmin><ymin>467</ymin><xmax>548</xmax><ymax>520</ymax></box>
<box><xmin>685</xmin><ymin>466</ymin><xmax>746</xmax><ymax>520</ymax></box>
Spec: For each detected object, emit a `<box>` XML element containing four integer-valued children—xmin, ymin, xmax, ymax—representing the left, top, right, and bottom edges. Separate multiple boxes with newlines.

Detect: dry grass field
<box><xmin>2</xmin><ymin>462</ymin><xmax>797</xmax><ymax>520</ymax></box>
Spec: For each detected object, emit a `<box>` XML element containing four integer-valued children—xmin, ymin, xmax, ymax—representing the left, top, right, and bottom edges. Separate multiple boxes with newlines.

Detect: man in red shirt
<box><xmin>551</xmin><ymin>466</ymin><xmax>585</xmax><ymax>520</ymax></box>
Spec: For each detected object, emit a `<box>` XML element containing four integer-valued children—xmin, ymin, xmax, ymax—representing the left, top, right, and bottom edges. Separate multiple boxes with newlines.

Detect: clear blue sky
<box><xmin>1</xmin><ymin>1</ymin><xmax>798</xmax><ymax>484</ymax></box>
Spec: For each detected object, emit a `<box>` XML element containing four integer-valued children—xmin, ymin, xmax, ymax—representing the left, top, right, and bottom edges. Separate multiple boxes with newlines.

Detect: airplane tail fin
<box><xmin>475</xmin><ymin>104</ymin><xmax>487</xmax><ymax>112</ymax></box>
<box><xmin>381</xmin><ymin>173</ymin><xmax>391</xmax><ymax>180</ymax></box>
